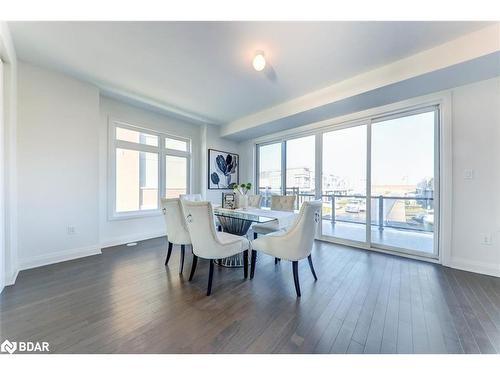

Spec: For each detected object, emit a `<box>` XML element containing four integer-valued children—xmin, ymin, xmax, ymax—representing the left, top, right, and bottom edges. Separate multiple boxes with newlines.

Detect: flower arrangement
<box><xmin>232</xmin><ymin>182</ymin><xmax>252</xmax><ymax>196</ymax></box>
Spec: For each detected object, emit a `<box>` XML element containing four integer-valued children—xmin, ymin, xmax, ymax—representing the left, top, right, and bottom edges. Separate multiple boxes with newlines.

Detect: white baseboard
<box><xmin>5</xmin><ymin>268</ymin><xmax>19</xmax><ymax>286</ymax></box>
<box><xmin>6</xmin><ymin>232</ymin><xmax>166</xmax><ymax>288</ymax></box>
<box><xmin>449</xmin><ymin>257</ymin><xmax>500</xmax><ymax>278</ymax></box>
<box><xmin>18</xmin><ymin>245</ymin><xmax>102</xmax><ymax>272</ymax></box>
<box><xmin>100</xmin><ymin>231</ymin><xmax>166</xmax><ymax>249</ymax></box>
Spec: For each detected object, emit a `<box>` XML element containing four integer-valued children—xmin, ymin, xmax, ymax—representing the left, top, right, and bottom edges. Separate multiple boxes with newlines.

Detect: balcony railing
<box><xmin>258</xmin><ymin>187</ymin><xmax>434</xmax><ymax>233</ymax></box>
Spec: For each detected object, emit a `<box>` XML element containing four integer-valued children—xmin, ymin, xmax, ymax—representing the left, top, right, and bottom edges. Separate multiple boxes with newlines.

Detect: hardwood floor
<box><xmin>1</xmin><ymin>237</ymin><xmax>499</xmax><ymax>354</ymax></box>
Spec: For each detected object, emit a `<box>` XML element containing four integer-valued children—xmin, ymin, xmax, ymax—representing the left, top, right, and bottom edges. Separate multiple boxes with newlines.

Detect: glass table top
<box><xmin>212</xmin><ymin>207</ymin><xmax>277</xmax><ymax>224</ymax></box>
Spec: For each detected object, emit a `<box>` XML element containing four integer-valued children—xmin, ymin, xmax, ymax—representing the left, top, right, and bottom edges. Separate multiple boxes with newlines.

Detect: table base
<box><xmin>215</xmin><ymin>216</ymin><xmax>253</xmax><ymax>268</ymax></box>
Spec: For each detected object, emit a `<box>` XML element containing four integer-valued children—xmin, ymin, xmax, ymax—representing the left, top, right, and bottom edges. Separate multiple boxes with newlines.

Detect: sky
<box><xmin>260</xmin><ymin>110</ymin><xmax>435</xmax><ymax>192</ymax></box>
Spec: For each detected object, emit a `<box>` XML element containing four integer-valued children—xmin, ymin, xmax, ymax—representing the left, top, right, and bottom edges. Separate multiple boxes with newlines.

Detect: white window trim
<box><xmin>253</xmin><ymin>91</ymin><xmax>452</xmax><ymax>266</ymax></box>
<box><xmin>108</xmin><ymin>118</ymin><xmax>192</xmax><ymax>221</ymax></box>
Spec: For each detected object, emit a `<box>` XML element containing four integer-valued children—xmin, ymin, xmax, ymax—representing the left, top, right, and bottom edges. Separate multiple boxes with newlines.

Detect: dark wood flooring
<box><xmin>1</xmin><ymin>237</ymin><xmax>499</xmax><ymax>354</ymax></box>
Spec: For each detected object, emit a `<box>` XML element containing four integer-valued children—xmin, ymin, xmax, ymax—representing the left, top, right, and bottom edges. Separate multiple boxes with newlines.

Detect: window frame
<box><xmin>254</xmin><ymin>95</ymin><xmax>449</xmax><ymax>264</ymax></box>
<box><xmin>108</xmin><ymin>118</ymin><xmax>191</xmax><ymax>220</ymax></box>
<box><xmin>256</xmin><ymin>134</ymin><xmax>317</xmax><ymax>208</ymax></box>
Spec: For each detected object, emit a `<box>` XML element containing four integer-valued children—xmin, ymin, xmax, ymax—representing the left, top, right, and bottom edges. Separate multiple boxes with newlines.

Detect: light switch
<box><xmin>480</xmin><ymin>233</ymin><xmax>492</xmax><ymax>245</ymax></box>
<box><xmin>464</xmin><ymin>169</ymin><xmax>474</xmax><ymax>180</ymax></box>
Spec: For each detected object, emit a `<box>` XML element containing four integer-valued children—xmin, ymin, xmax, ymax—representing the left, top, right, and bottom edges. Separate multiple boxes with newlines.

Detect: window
<box><xmin>256</xmin><ymin>135</ymin><xmax>316</xmax><ymax>209</ymax></box>
<box><xmin>255</xmin><ymin>104</ymin><xmax>440</xmax><ymax>259</ymax></box>
<box><xmin>165</xmin><ymin>155</ymin><xmax>188</xmax><ymax>198</ymax></box>
<box><xmin>165</xmin><ymin>138</ymin><xmax>188</xmax><ymax>152</ymax></box>
<box><xmin>322</xmin><ymin>125</ymin><xmax>367</xmax><ymax>243</ymax></box>
<box><xmin>371</xmin><ymin>110</ymin><xmax>437</xmax><ymax>254</ymax></box>
<box><xmin>286</xmin><ymin>135</ymin><xmax>315</xmax><ymax>209</ymax></box>
<box><xmin>116</xmin><ymin>127</ymin><xmax>158</xmax><ymax>146</ymax></box>
<box><xmin>110</xmin><ymin>121</ymin><xmax>191</xmax><ymax>217</ymax></box>
<box><xmin>257</xmin><ymin>142</ymin><xmax>282</xmax><ymax>207</ymax></box>
<box><xmin>116</xmin><ymin>149</ymin><xmax>158</xmax><ymax>212</ymax></box>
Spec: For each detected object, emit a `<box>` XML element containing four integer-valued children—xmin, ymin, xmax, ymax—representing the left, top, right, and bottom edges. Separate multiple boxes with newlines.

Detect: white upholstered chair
<box><xmin>234</xmin><ymin>194</ymin><xmax>262</xmax><ymax>209</ymax></box>
<box><xmin>161</xmin><ymin>198</ymin><xmax>192</xmax><ymax>274</ymax></box>
<box><xmin>180</xmin><ymin>194</ymin><xmax>202</xmax><ymax>201</ymax></box>
<box><xmin>252</xmin><ymin>195</ymin><xmax>296</xmax><ymax>264</ymax></box>
<box><xmin>269</xmin><ymin>195</ymin><xmax>296</xmax><ymax>211</ymax></box>
<box><xmin>252</xmin><ymin>195</ymin><xmax>296</xmax><ymax>236</ymax></box>
<box><xmin>248</xmin><ymin>194</ymin><xmax>263</xmax><ymax>208</ymax></box>
<box><xmin>182</xmin><ymin>193</ymin><xmax>223</xmax><ymax>230</ymax></box>
<box><xmin>250</xmin><ymin>200</ymin><xmax>322</xmax><ymax>297</ymax></box>
<box><xmin>181</xmin><ymin>200</ymin><xmax>250</xmax><ymax>296</ymax></box>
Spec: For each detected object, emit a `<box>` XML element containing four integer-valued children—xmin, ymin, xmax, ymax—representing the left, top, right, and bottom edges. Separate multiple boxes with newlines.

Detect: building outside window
<box><xmin>110</xmin><ymin>120</ymin><xmax>191</xmax><ymax>218</ymax></box>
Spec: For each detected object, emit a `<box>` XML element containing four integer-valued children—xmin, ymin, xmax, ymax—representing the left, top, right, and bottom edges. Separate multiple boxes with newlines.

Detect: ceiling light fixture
<box><xmin>252</xmin><ymin>51</ymin><xmax>266</xmax><ymax>72</ymax></box>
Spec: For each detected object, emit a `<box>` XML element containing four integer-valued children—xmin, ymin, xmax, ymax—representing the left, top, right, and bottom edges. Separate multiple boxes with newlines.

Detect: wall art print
<box><xmin>208</xmin><ymin>149</ymin><xmax>239</xmax><ymax>189</ymax></box>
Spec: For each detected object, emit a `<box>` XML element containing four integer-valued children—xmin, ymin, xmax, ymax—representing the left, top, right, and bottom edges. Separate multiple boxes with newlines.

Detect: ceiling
<box><xmin>9</xmin><ymin>21</ymin><xmax>492</xmax><ymax>125</ymax></box>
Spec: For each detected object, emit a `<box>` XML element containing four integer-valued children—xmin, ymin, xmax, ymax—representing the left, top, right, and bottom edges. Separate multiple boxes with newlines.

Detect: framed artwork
<box><xmin>222</xmin><ymin>192</ymin><xmax>236</xmax><ymax>209</ymax></box>
<box><xmin>208</xmin><ymin>149</ymin><xmax>239</xmax><ymax>189</ymax></box>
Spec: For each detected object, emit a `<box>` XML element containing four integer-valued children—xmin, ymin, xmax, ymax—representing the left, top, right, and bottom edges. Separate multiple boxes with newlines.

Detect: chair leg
<box><xmin>250</xmin><ymin>250</ymin><xmax>257</xmax><ymax>279</ymax></box>
<box><xmin>179</xmin><ymin>245</ymin><xmax>185</xmax><ymax>274</ymax></box>
<box><xmin>189</xmin><ymin>255</ymin><xmax>198</xmax><ymax>281</ymax></box>
<box><xmin>292</xmin><ymin>261</ymin><xmax>301</xmax><ymax>297</ymax></box>
<box><xmin>207</xmin><ymin>260</ymin><xmax>214</xmax><ymax>296</ymax></box>
<box><xmin>253</xmin><ymin>232</ymin><xmax>258</xmax><ymax>240</ymax></box>
<box><xmin>308</xmin><ymin>254</ymin><xmax>318</xmax><ymax>281</ymax></box>
<box><xmin>275</xmin><ymin>257</ymin><xmax>278</xmax><ymax>265</ymax></box>
<box><xmin>243</xmin><ymin>250</ymin><xmax>249</xmax><ymax>279</ymax></box>
<box><xmin>165</xmin><ymin>242</ymin><xmax>173</xmax><ymax>265</ymax></box>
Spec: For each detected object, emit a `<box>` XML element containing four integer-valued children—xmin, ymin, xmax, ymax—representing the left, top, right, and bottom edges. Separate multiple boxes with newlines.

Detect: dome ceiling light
<box><xmin>252</xmin><ymin>51</ymin><xmax>266</xmax><ymax>72</ymax></box>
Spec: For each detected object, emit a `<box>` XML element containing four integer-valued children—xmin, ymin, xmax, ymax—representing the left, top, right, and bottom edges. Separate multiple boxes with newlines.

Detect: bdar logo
<box><xmin>1</xmin><ymin>339</ymin><xmax>17</xmax><ymax>354</ymax></box>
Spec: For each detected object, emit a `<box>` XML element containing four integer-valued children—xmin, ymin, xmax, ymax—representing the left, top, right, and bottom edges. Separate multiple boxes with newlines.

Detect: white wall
<box><xmin>201</xmin><ymin>124</ymin><xmax>241</xmax><ymax>204</ymax></box>
<box><xmin>12</xmin><ymin>62</ymin><xmax>240</xmax><ymax>276</ymax></box>
<box><xmin>450</xmin><ymin>78</ymin><xmax>500</xmax><ymax>276</ymax></box>
<box><xmin>98</xmin><ymin>96</ymin><xmax>202</xmax><ymax>247</ymax></box>
<box><xmin>239</xmin><ymin>77</ymin><xmax>500</xmax><ymax>277</ymax></box>
<box><xmin>1</xmin><ymin>22</ymin><xmax>18</xmax><ymax>290</ymax></box>
<box><xmin>17</xmin><ymin>62</ymin><xmax>101</xmax><ymax>269</ymax></box>
<box><xmin>0</xmin><ymin>59</ymin><xmax>5</xmax><ymax>291</ymax></box>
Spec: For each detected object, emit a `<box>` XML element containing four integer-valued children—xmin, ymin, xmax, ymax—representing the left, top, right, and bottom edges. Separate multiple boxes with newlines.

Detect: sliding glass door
<box><xmin>257</xmin><ymin>135</ymin><xmax>316</xmax><ymax>209</ymax></box>
<box><xmin>257</xmin><ymin>142</ymin><xmax>282</xmax><ymax>207</ymax></box>
<box><xmin>286</xmin><ymin>135</ymin><xmax>316</xmax><ymax>209</ymax></box>
<box><xmin>370</xmin><ymin>109</ymin><xmax>437</xmax><ymax>256</ymax></box>
<box><xmin>256</xmin><ymin>104</ymin><xmax>440</xmax><ymax>259</ymax></box>
<box><xmin>322</xmin><ymin>125</ymin><xmax>367</xmax><ymax>243</ymax></box>
<box><xmin>318</xmin><ymin>107</ymin><xmax>438</xmax><ymax>258</ymax></box>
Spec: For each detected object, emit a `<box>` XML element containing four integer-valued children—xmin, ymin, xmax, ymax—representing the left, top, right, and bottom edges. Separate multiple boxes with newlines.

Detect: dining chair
<box><xmin>248</xmin><ymin>194</ymin><xmax>263</xmax><ymax>208</ymax></box>
<box><xmin>180</xmin><ymin>193</ymin><xmax>203</xmax><ymax>201</ymax></box>
<box><xmin>234</xmin><ymin>194</ymin><xmax>262</xmax><ymax>209</ymax></box>
<box><xmin>250</xmin><ymin>200</ymin><xmax>322</xmax><ymax>297</ymax></box>
<box><xmin>270</xmin><ymin>195</ymin><xmax>296</xmax><ymax>211</ymax></box>
<box><xmin>161</xmin><ymin>198</ymin><xmax>192</xmax><ymax>274</ymax></box>
<box><xmin>252</xmin><ymin>195</ymin><xmax>296</xmax><ymax>263</ymax></box>
<box><xmin>181</xmin><ymin>200</ymin><xmax>250</xmax><ymax>296</ymax></box>
<box><xmin>252</xmin><ymin>195</ymin><xmax>296</xmax><ymax>236</ymax></box>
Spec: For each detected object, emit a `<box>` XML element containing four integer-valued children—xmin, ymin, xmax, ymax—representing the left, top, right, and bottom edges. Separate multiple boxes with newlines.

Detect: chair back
<box><xmin>271</xmin><ymin>195</ymin><xmax>296</xmax><ymax>211</ymax></box>
<box><xmin>161</xmin><ymin>198</ymin><xmax>191</xmax><ymax>245</ymax></box>
<box><xmin>180</xmin><ymin>194</ymin><xmax>202</xmax><ymax>201</ymax></box>
<box><xmin>285</xmin><ymin>200</ymin><xmax>322</xmax><ymax>259</ymax></box>
<box><xmin>248</xmin><ymin>195</ymin><xmax>263</xmax><ymax>208</ymax></box>
<box><xmin>180</xmin><ymin>201</ymin><xmax>221</xmax><ymax>258</ymax></box>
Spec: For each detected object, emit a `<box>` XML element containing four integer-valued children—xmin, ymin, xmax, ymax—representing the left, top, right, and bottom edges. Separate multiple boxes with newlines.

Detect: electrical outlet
<box><xmin>480</xmin><ymin>233</ymin><xmax>492</xmax><ymax>245</ymax></box>
<box><xmin>464</xmin><ymin>169</ymin><xmax>474</xmax><ymax>180</ymax></box>
<box><xmin>67</xmin><ymin>226</ymin><xmax>76</xmax><ymax>235</ymax></box>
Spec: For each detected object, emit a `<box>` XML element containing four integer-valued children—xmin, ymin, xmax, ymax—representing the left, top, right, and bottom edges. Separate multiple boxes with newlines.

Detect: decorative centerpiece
<box><xmin>232</xmin><ymin>182</ymin><xmax>252</xmax><ymax>210</ymax></box>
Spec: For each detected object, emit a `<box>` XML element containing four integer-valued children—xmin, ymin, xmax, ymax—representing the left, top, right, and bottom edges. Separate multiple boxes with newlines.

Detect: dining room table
<box><xmin>212</xmin><ymin>206</ymin><xmax>298</xmax><ymax>267</ymax></box>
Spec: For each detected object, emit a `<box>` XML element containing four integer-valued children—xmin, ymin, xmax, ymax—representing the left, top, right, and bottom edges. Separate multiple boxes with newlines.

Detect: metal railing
<box><xmin>258</xmin><ymin>187</ymin><xmax>434</xmax><ymax>233</ymax></box>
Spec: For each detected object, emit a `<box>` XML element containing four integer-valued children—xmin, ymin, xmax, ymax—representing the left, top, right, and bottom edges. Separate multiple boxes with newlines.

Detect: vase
<box><xmin>239</xmin><ymin>194</ymin><xmax>249</xmax><ymax>210</ymax></box>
